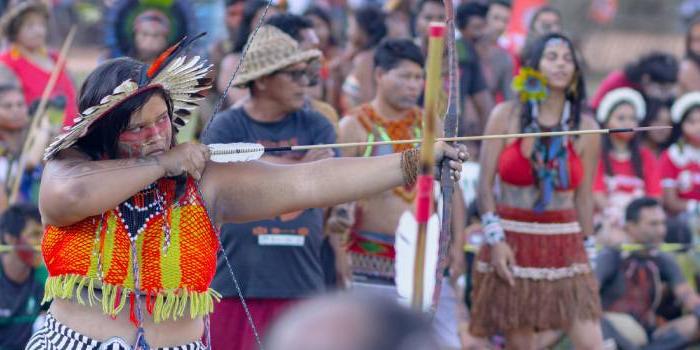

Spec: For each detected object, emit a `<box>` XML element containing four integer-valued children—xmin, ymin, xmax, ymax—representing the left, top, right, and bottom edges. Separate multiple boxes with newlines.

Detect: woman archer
<box><xmin>26</xmin><ymin>35</ymin><xmax>467</xmax><ymax>349</ymax></box>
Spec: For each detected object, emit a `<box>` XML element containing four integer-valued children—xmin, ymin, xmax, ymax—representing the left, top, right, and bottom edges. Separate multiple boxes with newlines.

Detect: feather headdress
<box><xmin>44</xmin><ymin>33</ymin><xmax>212</xmax><ymax>160</ymax></box>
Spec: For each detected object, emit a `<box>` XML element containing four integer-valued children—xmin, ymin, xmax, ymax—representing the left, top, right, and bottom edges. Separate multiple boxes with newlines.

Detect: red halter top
<box><xmin>498</xmin><ymin>138</ymin><xmax>584</xmax><ymax>190</ymax></box>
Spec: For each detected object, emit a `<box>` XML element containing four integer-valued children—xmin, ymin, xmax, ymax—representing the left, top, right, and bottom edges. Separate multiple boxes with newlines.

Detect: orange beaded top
<box><xmin>41</xmin><ymin>176</ymin><xmax>220</xmax><ymax>323</ymax></box>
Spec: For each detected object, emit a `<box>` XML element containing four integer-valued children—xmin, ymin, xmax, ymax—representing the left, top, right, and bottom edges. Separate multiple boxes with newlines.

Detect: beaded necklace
<box><xmin>363</xmin><ymin>104</ymin><xmax>421</xmax><ymax>203</ymax></box>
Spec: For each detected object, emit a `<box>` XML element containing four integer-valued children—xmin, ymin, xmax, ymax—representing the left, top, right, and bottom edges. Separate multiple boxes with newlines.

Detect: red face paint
<box><xmin>16</xmin><ymin>236</ymin><xmax>38</xmax><ymax>267</ymax></box>
<box><xmin>118</xmin><ymin>114</ymin><xmax>172</xmax><ymax>158</ymax></box>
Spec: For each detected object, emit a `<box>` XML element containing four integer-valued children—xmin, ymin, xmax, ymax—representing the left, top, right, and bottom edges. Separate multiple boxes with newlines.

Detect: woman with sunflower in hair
<box><xmin>469</xmin><ymin>33</ymin><xmax>604</xmax><ymax>349</ymax></box>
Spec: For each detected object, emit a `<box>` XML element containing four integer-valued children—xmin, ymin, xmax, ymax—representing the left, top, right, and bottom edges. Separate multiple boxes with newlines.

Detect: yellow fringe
<box><xmin>43</xmin><ymin>275</ymin><xmax>220</xmax><ymax>323</ymax></box>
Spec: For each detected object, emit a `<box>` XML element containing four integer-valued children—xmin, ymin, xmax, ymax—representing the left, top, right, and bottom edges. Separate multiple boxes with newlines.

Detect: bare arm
<box><xmin>674</xmin><ymin>282</ymin><xmax>700</xmax><ymax>311</ymax></box>
<box><xmin>342</xmin><ymin>53</ymin><xmax>375</xmax><ymax>109</ymax></box>
<box><xmin>472</xmin><ymin>90</ymin><xmax>495</xmax><ymax>133</ymax></box>
<box><xmin>203</xmin><ymin>154</ymin><xmax>404</xmax><ymax>224</ymax></box>
<box><xmin>663</xmin><ymin>187</ymin><xmax>690</xmax><ymax>216</ymax></box>
<box><xmin>477</xmin><ymin>102</ymin><xmax>513</xmax><ymax>215</ymax></box>
<box><xmin>39</xmin><ymin>142</ymin><xmax>209</xmax><ymax>227</ymax></box>
<box><xmin>575</xmin><ymin>116</ymin><xmax>601</xmax><ymax>237</ymax></box>
<box><xmin>39</xmin><ymin>150</ymin><xmax>165</xmax><ymax>226</ymax></box>
<box><xmin>217</xmin><ymin>53</ymin><xmax>249</xmax><ymax>105</ymax></box>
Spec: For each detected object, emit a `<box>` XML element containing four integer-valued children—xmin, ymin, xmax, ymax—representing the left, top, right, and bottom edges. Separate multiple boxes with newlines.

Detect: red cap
<box><xmin>428</xmin><ymin>22</ymin><xmax>446</xmax><ymax>37</ymax></box>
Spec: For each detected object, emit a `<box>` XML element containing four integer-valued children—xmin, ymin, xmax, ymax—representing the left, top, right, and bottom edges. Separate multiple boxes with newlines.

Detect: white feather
<box><xmin>208</xmin><ymin>143</ymin><xmax>265</xmax><ymax>163</ymax></box>
<box><xmin>395</xmin><ymin>210</ymin><xmax>440</xmax><ymax>312</ymax></box>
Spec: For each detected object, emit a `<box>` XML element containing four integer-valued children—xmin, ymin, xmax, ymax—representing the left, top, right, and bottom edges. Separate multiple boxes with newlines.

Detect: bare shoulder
<box><xmin>486</xmin><ymin>100</ymin><xmax>520</xmax><ymax>133</ymax></box>
<box><xmin>339</xmin><ymin>111</ymin><xmax>366</xmax><ymax>134</ymax></box>
<box><xmin>354</xmin><ymin>50</ymin><xmax>374</xmax><ymax>65</ymax></box>
<box><xmin>578</xmin><ymin>113</ymin><xmax>600</xmax><ymax>131</ymax></box>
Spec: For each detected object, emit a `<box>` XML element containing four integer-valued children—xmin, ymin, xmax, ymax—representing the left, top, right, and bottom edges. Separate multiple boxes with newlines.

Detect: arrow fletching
<box><xmin>208</xmin><ymin>143</ymin><xmax>265</xmax><ymax>163</ymax></box>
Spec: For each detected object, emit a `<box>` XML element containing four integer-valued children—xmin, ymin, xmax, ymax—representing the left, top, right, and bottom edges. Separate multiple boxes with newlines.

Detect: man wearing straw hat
<box><xmin>201</xmin><ymin>25</ymin><xmax>338</xmax><ymax>350</ymax></box>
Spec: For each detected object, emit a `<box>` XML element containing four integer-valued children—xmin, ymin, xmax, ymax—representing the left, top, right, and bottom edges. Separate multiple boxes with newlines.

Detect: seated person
<box><xmin>0</xmin><ymin>203</ymin><xmax>45</xmax><ymax>350</ymax></box>
<box><xmin>596</xmin><ymin>197</ymin><xmax>700</xmax><ymax>349</ymax></box>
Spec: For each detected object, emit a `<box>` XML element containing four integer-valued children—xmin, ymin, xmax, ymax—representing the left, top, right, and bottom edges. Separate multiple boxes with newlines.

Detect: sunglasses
<box><xmin>276</xmin><ymin>65</ymin><xmax>322</xmax><ymax>87</ymax></box>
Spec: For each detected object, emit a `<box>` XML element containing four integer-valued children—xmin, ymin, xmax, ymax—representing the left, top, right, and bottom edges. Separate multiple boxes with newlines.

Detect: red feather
<box><xmin>146</xmin><ymin>41</ymin><xmax>180</xmax><ymax>78</ymax></box>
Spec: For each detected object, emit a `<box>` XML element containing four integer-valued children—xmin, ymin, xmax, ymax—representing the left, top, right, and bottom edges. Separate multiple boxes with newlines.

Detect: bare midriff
<box><xmin>355</xmin><ymin>190</ymin><xmax>413</xmax><ymax>235</ymax></box>
<box><xmin>49</xmin><ymin>298</ymin><xmax>204</xmax><ymax>347</ymax></box>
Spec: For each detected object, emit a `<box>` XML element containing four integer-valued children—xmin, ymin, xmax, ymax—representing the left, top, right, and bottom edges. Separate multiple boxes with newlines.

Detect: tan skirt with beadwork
<box><xmin>469</xmin><ymin>206</ymin><xmax>602</xmax><ymax>337</ymax></box>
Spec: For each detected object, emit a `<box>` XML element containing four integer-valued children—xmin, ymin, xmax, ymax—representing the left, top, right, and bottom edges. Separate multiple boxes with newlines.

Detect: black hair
<box><xmin>232</xmin><ymin>0</ymin><xmax>269</xmax><ymax>53</ymax></box>
<box><xmin>489</xmin><ymin>0</ymin><xmax>512</xmax><ymax>10</ymax></box>
<box><xmin>0</xmin><ymin>83</ymin><xmax>21</xmax><ymax>97</ymax></box>
<box><xmin>0</xmin><ymin>203</ymin><xmax>40</xmax><ymax>243</ymax></box>
<box><xmin>353</xmin><ymin>5</ymin><xmax>387</xmax><ymax>50</ymax></box>
<box><xmin>5</xmin><ymin>4</ymin><xmax>48</xmax><ymax>43</ymax></box>
<box><xmin>265</xmin><ymin>13</ymin><xmax>313</xmax><ymax>42</ymax></box>
<box><xmin>623</xmin><ymin>52</ymin><xmax>678</xmax><ymax>85</ymax></box>
<box><xmin>669</xmin><ymin>103</ymin><xmax>700</xmax><ymax>146</ymax></box>
<box><xmin>374</xmin><ymin>38</ymin><xmax>424</xmax><ymax>71</ymax></box>
<box><xmin>528</xmin><ymin>5</ymin><xmax>561</xmax><ymax>32</ymax></box>
<box><xmin>641</xmin><ymin>97</ymin><xmax>673</xmax><ymax>148</ymax></box>
<box><xmin>415</xmin><ymin>0</ymin><xmax>443</xmax><ymax>14</ymax></box>
<box><xmin>224</xmin><ymin>0</ymin><xmax>242</xmax><ymax>6</ymax></box>
<box><xmin>625</xmin><ymin>197</ymin><xmax>661</xmax><ymax>223</ymax></box>
<box><xmin>519</xmin><ymin>33</ymin><xmax>586</xmax><ymax>132</ymax></box>
<box><xmin>74</xmin><ymin>57</ymin><xmax>174</xmax><ymax>161</ymax></box>
<box><xmin>601</xmin><ymin>101</ymin><xmax>644</xmax><ymax>178</ymax></box>
<box><xmin>456</xmin><ymin>2</ymin><xmax>488</xmax><ymax>30</ymax></box>
<box><xmin>304</xmin><ymin>5</ymin><xmax>337</xmax><ymax>47</ymax></box>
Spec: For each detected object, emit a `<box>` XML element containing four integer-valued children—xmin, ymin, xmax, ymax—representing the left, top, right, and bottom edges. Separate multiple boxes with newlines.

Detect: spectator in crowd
<box><xmin>265</xmin><ymin>293</ymin><xmax>440</xmax><ymax>350</ymax></box>
<box><xmin>202</xmin><ymin>25</ymin><xmax>336</xmax><ymax>350</ymax></box>
<box><xmin>413</xmin><ymin>0</ymin><xmax>446</xmax><ymax>52</ymax></box>
<box><xmin>262</xmin><ymin>13</ymin><xmax>345</xmax><ymax>283</ymax></box>
<box><xmin>591</xmin><ymin>52</ymin><xmax>678</xmax><ymax>110</ymax></box>
<box><xmin>218</xmin><ymin>0</ymin><xmax>280</xmax><ymax>106</ymax></box>
<box><xmin>340</xmin><ymin>5</ymin><xmax>388</xmax><ymax>111</ymax></box>
<box><xmin>333</xmin><ymin>38</ymin><xmax>426</xmax><ymax>291</ymax></box>
<box><xmin>477</xmin><ymin>0</ymin><xmax>514</xmax><ymax>103</ymax></box>
<box><xmin>384</xmin><ymin>0</ymin><xmax>412</xmax><ymax>39</ymax></box>
<box><xmin>525</xmin><ymin>5</ymin><xmax>562</xmax><ymax>48</ymax></box>
<box><xmin>641</xmin><ymin>98</ymin><xmax>674</xmax><ymax>157</ymax></box>
<box><xmin>596</xmin><ymin>197</ymin><xmax>700</xmax><ymax>350</ymax></box>
<box><xmin>208</xmin><ymin>0</ymin><xmax>245</xmax><ymax>72</ymax></box>
<box><xmin>471</xmin><ymin>32</ymin><xmax>604</xmax><ymax>349</ymax></box>
<box><xmin>659</xmin><ymin>92</ymin><xmax>700</xmax><ymax>236</ymax></box>
<box><xmin>129</xmin><ymin>9</ymin><xmax>171</xmax><ymax>65</ymax></box>
<box><xmin>0</xmin><ymin>84</ymin><xmax>49</xmax><ymax>210</ymax></box>
<box><xmin>0</xmin><ymin>1</ymin><xmax>77</xmax><ymax>128</ymax></box>
<box><xmin>680</xmin><ymin>16</ymin><xmax>700</xmax><ymax>94</ymax></box>
<box><xmin>455</xmin><ymin>1</ymin><xmax>494</xmax><ymax>136</ymax></box>
<box><xmin>514</xmin><ymin>5</ymin><xmax>562</xmax><ymax>72</ymax></box>
<box><xmin>0</xmin><ymin>203</ymin><xmax>44</xmax><ymax>350</ymax></box>
<box><xmin>242</xmin><ymin>13</ymin><xmax>340</xmax><ymax>131</ymax></box>
<box><xmin>593</xmin><ymin>88</ymin><xmax>661</xmax><ymax>244</ymax></box>
<box><xmin>304</xmin><ymin>6</ymin><xmax>341</xmax><ymax>106</ymax></box>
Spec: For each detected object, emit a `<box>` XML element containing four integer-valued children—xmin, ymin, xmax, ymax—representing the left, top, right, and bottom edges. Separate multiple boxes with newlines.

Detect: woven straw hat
<box><xmin>233</xmin><ymin>25</ymin><xmax>321</xmax><ymax>87</ymax></box>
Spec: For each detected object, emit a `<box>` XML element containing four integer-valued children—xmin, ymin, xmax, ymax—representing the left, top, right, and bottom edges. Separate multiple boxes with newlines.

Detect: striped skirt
<box><xmin>26</xmin><ymin>313</ymin><xmax>206</xmax><ymax>350</ymax></box>
<box><xmin>469</xmin><ymin>206</ymin><xmax>601</xmax><ymax>336</ymax></box>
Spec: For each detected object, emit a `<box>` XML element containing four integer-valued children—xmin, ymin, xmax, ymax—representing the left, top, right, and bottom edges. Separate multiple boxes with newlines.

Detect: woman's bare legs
<box><xmin>567</xmin><ymin>319</ymin><xmax>604</xmax><ymax>350</ymax></box>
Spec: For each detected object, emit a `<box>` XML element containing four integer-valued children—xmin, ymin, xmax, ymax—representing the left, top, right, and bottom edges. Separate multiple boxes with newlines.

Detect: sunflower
<box><xmin>512</xmin><ymin>67</ymin><xmax>548</xmax><ymax>103</ymax></box>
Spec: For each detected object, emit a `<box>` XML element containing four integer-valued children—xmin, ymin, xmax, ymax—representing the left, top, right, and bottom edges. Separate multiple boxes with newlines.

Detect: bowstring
<box><xmin>199</xmin><ymin>1</ymin><xmax>274</xmax><ymax>349</ymax></box>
